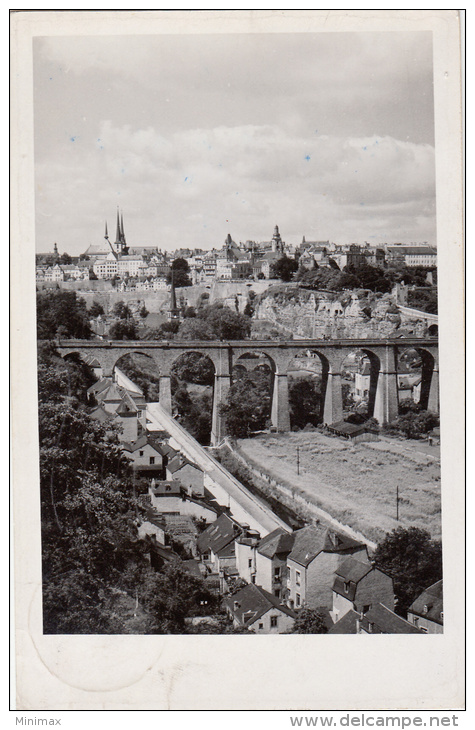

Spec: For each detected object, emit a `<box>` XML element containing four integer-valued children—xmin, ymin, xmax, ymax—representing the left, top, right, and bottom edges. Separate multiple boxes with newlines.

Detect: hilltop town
<box><xmin>36</xmin><ymin>215</ymin><xmax>442</xmax><ymax>636</ymax></box>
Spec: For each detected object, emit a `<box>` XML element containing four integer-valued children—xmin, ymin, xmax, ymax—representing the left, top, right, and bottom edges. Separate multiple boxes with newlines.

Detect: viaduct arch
<box><xmin>54</xmin><ymin>338</ymin><xmax>439</xmax><ymax>445</ymax></box>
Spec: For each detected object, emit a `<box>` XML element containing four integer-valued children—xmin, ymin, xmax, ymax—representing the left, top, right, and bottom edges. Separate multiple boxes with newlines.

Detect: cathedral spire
<box><xmin>115</xmin><ymin>207</ymin><xmax>121</xmax><ymax>245</ymax></box>
<box><xmin>104</xmin><ymin>221</ymin><xmax>109</xmax><ymax>240</ymax></box>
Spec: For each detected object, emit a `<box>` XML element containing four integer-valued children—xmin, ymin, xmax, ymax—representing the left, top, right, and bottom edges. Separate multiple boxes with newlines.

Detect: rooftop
<box><xmin>224</xmin><ymin>583</ymin><xmax>297</xmax><ymax>627</ymax></box>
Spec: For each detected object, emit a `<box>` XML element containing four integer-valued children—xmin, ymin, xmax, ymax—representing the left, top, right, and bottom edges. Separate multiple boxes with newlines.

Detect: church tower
<box><xmin>114</xmin><ymin>208</ymin><xmax>128</xmax><ymax>255</ymax></box>
<box><xmin>271</xmin><ymin>225</ymin><xmax>283</xmax><ymax>253</ymax></box>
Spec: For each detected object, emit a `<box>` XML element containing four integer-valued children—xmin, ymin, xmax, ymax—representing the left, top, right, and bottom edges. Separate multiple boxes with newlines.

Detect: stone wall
<box><xmin>254</xmin><ymin>286</ymin><xmax>431</xmax><ymax>339</ymax></box>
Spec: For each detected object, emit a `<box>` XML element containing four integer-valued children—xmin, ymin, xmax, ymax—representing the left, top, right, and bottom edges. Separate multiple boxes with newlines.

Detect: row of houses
<box><xmin>86</xmin><ymin>365</ymin><xmax>443</xmax><ymax>635</ymax></box>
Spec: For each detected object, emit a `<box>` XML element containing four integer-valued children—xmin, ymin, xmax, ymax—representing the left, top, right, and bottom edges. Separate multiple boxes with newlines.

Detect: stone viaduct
<box><xmin>55</xmin><ymin>338</ymin><xmax>439</xmax><ymax>446</ymax></box>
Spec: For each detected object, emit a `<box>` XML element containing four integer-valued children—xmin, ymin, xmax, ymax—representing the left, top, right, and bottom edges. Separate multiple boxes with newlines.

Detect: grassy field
<box><xmin>236</xmin><ymin>431</ymin><xmax>441</xmax><ymax>543</ymax></box>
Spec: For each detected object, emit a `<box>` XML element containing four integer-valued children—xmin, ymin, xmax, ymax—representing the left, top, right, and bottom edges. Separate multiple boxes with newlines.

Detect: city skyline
<box><xmin>34</xmin><ymin>31</ymin><xmax>436</xmax><ymax>256</ymax></box>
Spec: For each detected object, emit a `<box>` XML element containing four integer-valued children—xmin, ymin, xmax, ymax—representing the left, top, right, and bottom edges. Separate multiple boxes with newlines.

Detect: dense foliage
<box><xmin>167</xmin><ymin>258</ymin><xmax>192</xmax><ymax>288</ymax></box>
<box><xmin>109</xmin><ymin>320</ymin><xmax>139</xmax><ymax>340</ymax></box>
<box><xmin>37</xmin><ymin>290</ymin><xmax>92</xmax><ymax>339</ymax></box>
<box><xmin>271</xmin><ymin>255</ymin><xmax>299</xmax><ymax>282</ymax></box>
<box><xmin>288</xmin><ymin>375</ymin><xmax>323</xmax><ymax>429</ymax></box>
<box><xmin>38</xmin><ymin>350</ymin><xmax>219</xmax><ymax>633</ymax></box>
<box><xmin>220</xmin><ymin>367</ymin><xmax>272</xmax><ymax>437</ymax></box>
<box><xmin>176</xmin><ymin>304</ymin><xmax>251</xmax><ymax>341</ymax></box>
<box><xmin>373</xmin><ymin>527</ymin><xmax>442</xmax><ymax>617</ymax></box>
<box><xmin>291</xmin><ymin>608</ymin><xmax>328</xmax><ymax>634</ymax></box>
<box><xmin>295</xmin><ymin>261</ymin><xmax>437</xmax><ymax>300</ymax></box>
<box><xmin>385</xmin><ymin>400</ymin><xmax>439</xmax><ymax>439</ymax></box>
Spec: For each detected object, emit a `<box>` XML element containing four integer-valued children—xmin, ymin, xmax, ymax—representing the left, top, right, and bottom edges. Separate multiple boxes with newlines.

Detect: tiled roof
<box><xmin>386</xmin><ymin>246</ymin><xmax>437</xmax><ymax>255</ymax></box>
<box><xmin>327</xmin><ymin>610</ymin><xmax>361</xmax><ymax>634</ymax></box>
<box><xmin>258</xmin><ymin>528</ymin><xmax>295</xmax><ymax>559</ymax></box>
<box><xmin>362</xmin><ymin>603</ymin><xmax>423</xmax><ymax>634</ymax></box>
<box><xmin>408</xmin><ymin>580</ymin><xmax>443</xmax><ymax>625</ymax></box>
<box><xmin>288</xmin><ymin>526</ymin><xmax>365</xmax><ymax>567</ymax></box>
<box><xmin>87</xmin><ymin>377</ymin><xmax>112</xmax><ymax>396</ymax></box>
<box><xmin>287</xmin><ymin>524</ymin><xmax>328</xmax><ymax>567</ymax></box>
<box><xmin>197</xmin><ymin>513</ymin><xmax>242</xmax><ymax>555</ymax></box>
<box><xmin>335</xmin><ymin>557</ymin><xmax>373</xmax><ymax>584</ymax></box>
<box><xmin>333</xmin><ymin>558</ymin><xmax>374</xmax><ymax>601</ymax></box>
<box><xmin>224</xmin><ymin>583</ymin><xmax>297</xmax><ymax>626</ymax></box>
<box><xmin>167</xmin><ymin>454</ymin><xmax>202</xmax><ymax>474</ymax></box>
<box><xmin>121</xmin><ymin>434</ymin><xmax>164</xmax><ymax>454</ymax></box>
<box><xmin>89</xmin><ymin>405</ymin><xmax>111</xmax><ymax>423</ymax></box>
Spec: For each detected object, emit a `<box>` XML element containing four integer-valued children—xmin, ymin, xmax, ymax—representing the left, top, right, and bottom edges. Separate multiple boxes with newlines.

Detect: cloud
<box><xmin>35</xmin><ymin>118</ymin><xmax>436</xmax><ymax>253</ymax></box>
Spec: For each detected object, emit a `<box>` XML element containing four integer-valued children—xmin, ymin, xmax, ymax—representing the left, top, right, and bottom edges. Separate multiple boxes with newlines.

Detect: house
<box><xmin>331</xmin><ymin>557</ymin><xmax>395</xmax><ymax>623</ymax></box>
<box><xmin>197</xmin><ymin>513</ymin><xmax>243</xmax><ymax>576</ymax></box>
<box><xmin>148</xmin><ymin>480</ymin><xmax>220</xmax><ymax>523</ymax></box>
<box><xmin>233</xmin><ymin>526</ymin><xmax>263</xmax><ymax>585</ymax></box>
<box><xmin>254</xmin><ymin>528</ymin><xmax>295</xmax><ymax>599</ymax></box>
<box><xmin>328</xmin><ymin>603</ymin><xmax>423</xmax><ymax>634</ymax></box>
<box><xmin>166</xmin><ymin>454</ymin><xmax>204</xmax><ymax>497</ymax></box>
<box><xmin>286</xmin><ymin>525</ymin><xmax>368</xmax><ymax>610</ymax></box>
<box><xmin>122</xmin><ymin>434</ymin><xmax>166</xmax><ymax>478</ymax></box>
<box><xmin>224</xmin><ymin>583</ymin><xmax>297</xmax><ymax>634</ymax></box>
<box><xmin>407</xmin><ymin>580</ymin><xmax>443</xmax><ymax>634</ymax></box>
<box><xmin>385</xmin><ymin>245</ymin><xmax>437</xmax><ymax>268</ymax></box>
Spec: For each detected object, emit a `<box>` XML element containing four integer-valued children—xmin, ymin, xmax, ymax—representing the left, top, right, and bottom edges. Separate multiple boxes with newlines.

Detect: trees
<box><xmin>171</xmin><ymin>352</ymin><xmax>215</xmax><ymax>386</ymax></box>
<box><xmin>37</xmin><ymin>290</ymin><xmax>92</xmax><ymax>340</ymax></box>
<box><xmin>177</xmin><ymin>304</ymin><xmax>251</xmax><ymax>341</ymax></box>
<box><xmin>385</xmin><ymin>409</ymin><xmax>439</xmax><ymax>439</ymax></box>
<box><xmin>38</xmin><ymin>352</ymin><xmax>219</xmax><ymax>633</ymax></box>
<box><xmin>220</xmin><ymin>369</ymin><xmax>272</xmax><ymax>437</ymax></box>
<box><xmin>200</xmin><ymin>304</ymin><xmax>251</xmax><ymax>340</ymax></box>
<box><xmin>89</xmin><ymin>301</ymin><xmax>104</xmax><ymax>318</ymax></box>
<box><xmin>167</xmin><ymin>258</ymin><xmax>192</xmax><ymax>288</ymax></box>
<box><xmin>271</xmin><ymin>255</ymin><xmax>298</xmax><ymax>282</ymax></box>
<box><xmin>291</xmin><ymin>608</ymin><xmax>328</xmax><ymax>634</ymax></box>
<box><xmin>109</xmin><ymin>320</ymin><xmax>139</xmax><ymax>340</ymax></box>
<box><xmin>288</xmin><ymin>376</ymin><xmax>322</xmax><ymax>430</ymax></box>
<box><xmin>59</xmin><ymin>253</ymin><xmax>72</xmax><ymax>264</ymax></box>
<box><xmin>112</xmin><ymin>301</ymin><xmax>132</xmax><ymax>319</ymax></box>
<box><xmin>373</xmin><ymin>527</ymin><xmax>442</xmax><ymax>617</ymax></box>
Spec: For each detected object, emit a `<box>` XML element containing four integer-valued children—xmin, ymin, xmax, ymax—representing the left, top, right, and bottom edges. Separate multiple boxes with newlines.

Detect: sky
<box><xmin>33</xmin><ymin>31</ymin><xmax>436</xmax><ymax>255</ymax></box>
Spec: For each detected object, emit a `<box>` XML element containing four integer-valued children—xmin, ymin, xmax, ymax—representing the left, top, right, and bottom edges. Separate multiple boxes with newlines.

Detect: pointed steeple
<box><xmin>104</xmin><ymin>222</ymin><xmax>109</xmax><ymax>240</ymax></box>
<box><xmin>115</xmin><ymin>207</ymin><xmax>121</xmax><ymax>246</ymax></box>
<box><xmin>120</xmin><ymin>212</ymin><xmax>126</xmax><ymax>244</ymax></box>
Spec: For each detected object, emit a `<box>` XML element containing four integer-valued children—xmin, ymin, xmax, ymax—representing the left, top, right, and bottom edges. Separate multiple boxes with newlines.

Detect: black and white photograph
<box><xmin>11</xmin><ymin>9</ymin><xmax>464</xmax><ymax>713</ymax></box>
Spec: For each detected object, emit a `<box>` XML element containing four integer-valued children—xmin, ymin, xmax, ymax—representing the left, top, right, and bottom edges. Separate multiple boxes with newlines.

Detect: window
<box><xmin>258</xmin><ymin>623</ymin><xmax>264</xmax><ymax>630</ymax></box>
<box><xmin>363</xmin><ymin>604</ymin><xmax>371</xmax><ymax>614</ymax></box>
<box><xmin>270</xmin><ymin>616</ymin><xmax>278</xmax><ymax>628</ymax></box>
<box><xmin>274</xmin><ymin>589</ymin><xmax>280</xmax><ymax>599</ymax></box>
<box><xmin>344</xmin><ymin>582</ymin><xmax>350</xmax><ymax>594</ymax></box>
<box><xmin>139</xmin><ymin>451</ymin><xmax>144</xmax><ymax>457</ymax></box>
<box><xmin>274</xmin><ymin>566</ymin><xmax>281</xmax><ymax>579</ymax></box>
<box><xmin>296</xmin><ymin>593</ymin><xmax>301</xmax><ymax>607</ymax></box>
<box><xmin>251</xmin><ymin>575</ymin><xmax>256</xmax><ymax>584</ymax></box>
<box><xmin>248</xmin><ymin>559</ymin><xmax>253</xmax><ymax>568</ymax></box>
<box><xmin>149</xmin><ymin>456</ymin><xmax>155</xmax><ymax>465</ymax></box>
<box><xmin>296</xmin><ymin>570</ymin><xmax>301</xmax><ymax>586</ymax></box>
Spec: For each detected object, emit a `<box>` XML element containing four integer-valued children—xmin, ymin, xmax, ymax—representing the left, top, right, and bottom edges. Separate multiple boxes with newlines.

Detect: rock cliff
<box><xmin>254</xmin><ymin>285</ymin><xmax>431</xmax><ymax>339</ymax></box>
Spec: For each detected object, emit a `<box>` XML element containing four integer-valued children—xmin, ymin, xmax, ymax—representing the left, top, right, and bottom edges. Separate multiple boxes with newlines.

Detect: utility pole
<box><xmin>297</xmin><ymin>446</ymin><xmax>300</xmax><ymax>475</ymax></box>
